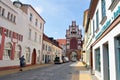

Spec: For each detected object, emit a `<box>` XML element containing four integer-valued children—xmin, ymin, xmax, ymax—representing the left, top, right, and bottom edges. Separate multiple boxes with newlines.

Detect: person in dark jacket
<box><xmin>19</xmin><ymin>55</ymin><xmax>25</xmax><ymax>71</ymax></box>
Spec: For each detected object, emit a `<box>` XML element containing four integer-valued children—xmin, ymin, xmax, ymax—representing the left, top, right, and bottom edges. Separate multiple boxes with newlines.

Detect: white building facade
<box><xmin>0</xmin><ymin>0</ymin><xmax>45</xmax><ymax>69</ymax></box>
<box><xmin>83</xmin><ymin>9</ymin><xmax>93</xmax><ymax>68</ymax></box>
<box><xmin>88</xmin><ymin>0</ymin><xmax>120</xmax><ymax>80</ymax></box>
<box><xmin>20</xmin><ymin>4</ymin><xmax>45</xmax><ymax>65</ymax></box>
<box><xmin>42</xmin><ymin>34</ymin><xmax>54</xmax><ymax>64</ymax></box>
<box><xmin>42</xmin><ymin>35</ymin><xmax>63</xmax><ymax>64</ymax></box>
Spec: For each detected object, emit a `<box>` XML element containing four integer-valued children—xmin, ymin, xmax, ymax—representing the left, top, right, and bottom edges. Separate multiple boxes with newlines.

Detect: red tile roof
<box><xmin>57</xmin><ymin>39</ymin><xmax>66</xmax><ymax>47</ymax></box>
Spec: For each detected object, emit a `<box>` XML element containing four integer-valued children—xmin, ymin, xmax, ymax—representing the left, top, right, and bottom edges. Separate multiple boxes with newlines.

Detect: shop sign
<box><xmin>96</xmin><ymin>6</ymin><xmax>120</xmax><ymax>39</ymax></box>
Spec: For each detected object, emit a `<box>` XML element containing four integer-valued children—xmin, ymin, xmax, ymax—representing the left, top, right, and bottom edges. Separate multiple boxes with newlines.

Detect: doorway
<box><xmin>103</xmin><ymin>42</ymin><xmax>110</xmax><ymax>80</ymax></box>
<box><xmin>115</xmin><ymin>35</ymin><xmax>120</xmax><ymax>80</ymax></box>
<box><xmin>31</xmin><ymin>48</ymin><xmax>36</xmax><ymax>65</ymax></box>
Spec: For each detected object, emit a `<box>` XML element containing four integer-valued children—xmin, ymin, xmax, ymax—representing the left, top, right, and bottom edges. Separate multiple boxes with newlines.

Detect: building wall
<box><xmin>42</xmin><ymin>40</ymin><xmax>53</xmax><ymax>63</ymax></box>
<box><xmin>0</xmin><ymin>0</ymin><xmax>27</xmax><ymax>67</ymax></box>
<box><xmin>0</xmin><ymin>0</ymin><xmax>45</xmax><ymax>68</ymax></box>
<box><xmin>89</xmin><ymin>0</ymin><xmax>120</xmax><ymax>80</ymax></box>
<box><xmin>42</xmin><ymin>35</ymin><xmax>63</xmax><ymax>64</ymax></box>
<box><xmin>21</xmin><ymin>5</ymin><xmax>45</xmax><ymax>64</ymax></box>
<box><xmin>92</xmin><ymin>22</ymin><xmax>120</xmax><ymax>80</ymax></box>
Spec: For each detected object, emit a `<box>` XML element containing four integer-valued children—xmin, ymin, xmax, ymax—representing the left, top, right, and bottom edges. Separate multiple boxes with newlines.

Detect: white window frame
<box><xmin>3</xmin><ymin>43</ymin><xmax>12</xmax><ymax>60</ymax></box>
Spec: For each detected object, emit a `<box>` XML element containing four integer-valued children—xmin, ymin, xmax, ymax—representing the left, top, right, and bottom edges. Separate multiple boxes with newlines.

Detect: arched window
<box><xmin>15</xmin><ymin>45</ymin><xmax>21</xmax><ymax>59</ymax></box>
<box><xmin>25</xmin><ymin>47</ymin><xmax>30</xmax><ymax>63</ymax></box>
<box><xmin>3</xmin><ymin>42</ymin><xmax>12</xmax><ymax>60</ymax></box>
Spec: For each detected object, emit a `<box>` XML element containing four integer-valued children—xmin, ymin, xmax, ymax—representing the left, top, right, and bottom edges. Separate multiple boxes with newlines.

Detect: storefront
<box><xmin>92</xmin><ymin>15</ymin><xmax>120</xmax><ymax>80</ymax></box>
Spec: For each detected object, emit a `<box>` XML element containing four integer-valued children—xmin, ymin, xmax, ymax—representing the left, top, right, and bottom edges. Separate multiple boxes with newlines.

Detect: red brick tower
<box><xmin>66</xmin><ymin>21</ymin><xmax>82</xmax><ymax>61</ymax></box>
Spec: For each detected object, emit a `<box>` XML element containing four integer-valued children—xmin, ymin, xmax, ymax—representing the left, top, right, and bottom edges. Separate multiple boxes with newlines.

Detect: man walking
<box><xmin>19</xmin><ymin>55</ymin><xmax>26</xmax><ymax>71</ymax></box>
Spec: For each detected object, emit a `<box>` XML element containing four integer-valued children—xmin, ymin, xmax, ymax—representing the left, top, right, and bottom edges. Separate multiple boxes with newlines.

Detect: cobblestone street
<box><xmin>0</xmin><ymin>62</ymin><xmax>78</xmax><ymax>80</ymax></box>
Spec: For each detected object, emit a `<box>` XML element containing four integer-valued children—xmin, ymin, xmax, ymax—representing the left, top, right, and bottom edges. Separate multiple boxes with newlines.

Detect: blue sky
<box><xmin>11</xmin><ymin>0</ymin><xmax>90</xmax><ymax>39</ymax></box>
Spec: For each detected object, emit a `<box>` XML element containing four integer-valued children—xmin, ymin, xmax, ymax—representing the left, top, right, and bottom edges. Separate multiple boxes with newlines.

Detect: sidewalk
<box><xmin>75</xmin><ymin>61</ymin><xmax>92</xmax><ymax>80</ymax></box>
<box><xmin>0</xmin><ymin>63</ymin><xmax>53</xmax><ymax>77</ymax></box>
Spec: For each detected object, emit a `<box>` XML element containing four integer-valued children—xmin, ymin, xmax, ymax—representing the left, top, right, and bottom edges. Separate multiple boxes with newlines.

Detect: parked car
<box><xmin>71</xmin><ymin>58</ymin><xmax>77</xmax><ymax>62</ymax></box>
<box><xmin>63</xmin><ymin>57</ymin><xmax>69</xmax><ymax>63</ymax></box>
<box><xmin>54</xmin><ymin>56</ymin><xmax>63</xmax><ymax>64</ymax></box>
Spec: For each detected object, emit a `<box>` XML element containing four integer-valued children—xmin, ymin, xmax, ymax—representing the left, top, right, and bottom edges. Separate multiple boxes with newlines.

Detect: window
<box><xmin>112</xmin><ymin>0</ymin><xmax>115</xmax><ymax>1</ymax></box>
<box><xmin>35</xmin><ymin>32</ymin><xmax>37</xmax><ymax>42</ymax></box>
<box><xmin>115</xmin><ymin>35</ymin><xmax>120</xmax><ymax>80</ymax></box>
<box><xmin>42</xmin><ymin>55</ymin><xmax>44</xmax><ymax>61</ymax></box>
<box><xmin>7</xmin><ymin>12</ymin><xmax>10</xmax><ymax>20</ymax></box>
<box><xmin>109</xmin><ymin>0</ymin><xmax>119</xmax><ymax>11</ymax></box>
<box><xmin>13</xmin><ymin>16</ymin><xmax>16</xmax><ymax>23</ymax></box>
<box><xmin>35</xmin><ymin>19</ymin><xmax>38</xmax><ymax>26</ymax></box>
<box><xmin>0</xmin><ymin>6</ymin><xmax>1</xmax><ymax>14</ymax></box>
<box><xmin>20</xmin><ymin>35</ymin><xmax>23</xmax><ymax>41</ymax></box>
<box><xmin>67</xmin><ymin>45</ymin><xmax>69</xmax><ymax>49</ymax></box>
<box><xmin>8</xmin><ymin>31</ymin><xmax>12</xmax><ymax>38</ymax></box>
<box><xmin>10</xmin><ymin>14</ymin><xmax>13</xmax><ymax>21</ymax></box>
<box><xmin>39</xmin><ymin>35</ymin><xmax>41</xmax><ymax>43</ymax></box>
<box><xmin>29</xmin><ymin>13</ymin><xmax>32</xmax><ymax>21</ymax></box>
<box><xmin>93</xmin><ymin>20</ymin><xmax>95</xmax><ymax>36</ymax></box>
<box><xmin>67</xmin><ymin>40</ymin><xmax>69</xmax><ymax>44</ymax></box>
<box><xmin>3</xmin><ymin>43</ymin><xmax>12</xmax><ymax>60</ymax></box>
<box><xmin>101</xmin><ymin>0</ymin><xmax>106</xmax><ymax>18</ymax></box>
<box><xmin>1</xmin><ymin>8</ymin><xmax>5</xmax><ymax>16</ymax></box>
<box><xmin>7</xmin><ymin>12</ymin><xmax>16</xmax><ymax>23</ymax></box>
<box><xmin>5</xmin><ymin>29</ymin><xmax>9</xmax><ymax>37</ymax></box>
<box><xmin>46</xmin><ymin>45</ymin><xmax>47</xmax><ymax>51</ymax></box>
<box><xmin>48</xmin><ymin>46</ymin><xmax>51</xmax><ymax>52</ymax></box>
<box><xmin>19</xmin><ymin>35</ymin><xmax>22</xmax><ymax>41</ymax></box>
<box><xmin>95</xmin><ymin>47</ymin><xmax>101</xmax><ymax>72</ymax></box>
<box><xmin>37</xmin><ymin>50</ymin><xmax>40</xmax><ymax>62</ymax></box>
<box><xmin>40</xmin><ymin>23</ymin><xmax>42</xmax><ymax>29</ymax></box>
<box><xmin>29</xmin><ymin>29</ymin><xmax>31</xmax><ymax>40</ymax></box>
<box><xmin>25</xmin><ymin>47</ymin><xmax>30</xmax><ymax>63</ymax></box>
<box><xmin>43</xmin><ymin>44</ymin><xmax>45</xmax><ymax>50</ymax></box>
<box><xmin>96</xmin><ymin>10</ymin><xmax>99</xmax><ymax>31</ymax></box>
<box><xmin>15</xmin><ymin>45</ymin><xmax>21</xmax><ymax>59</ymax></box>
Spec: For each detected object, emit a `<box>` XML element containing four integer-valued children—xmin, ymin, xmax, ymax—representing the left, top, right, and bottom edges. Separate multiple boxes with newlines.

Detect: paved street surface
<box><xmin>0</xmin><ymin>62</ymin><xmax>78</xmax><ymax>80</ymax></box>
<box><xmin>0</xmin><ymin>62</ymin><xmax>97</xmax><ymax>80</ymax></box>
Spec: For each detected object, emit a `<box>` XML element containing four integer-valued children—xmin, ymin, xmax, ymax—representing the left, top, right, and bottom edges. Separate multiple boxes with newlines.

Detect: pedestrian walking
<box><xmin>19</xmin><ymin>55</ymin><xmax>26</xmax><ymax>71</ymax></box>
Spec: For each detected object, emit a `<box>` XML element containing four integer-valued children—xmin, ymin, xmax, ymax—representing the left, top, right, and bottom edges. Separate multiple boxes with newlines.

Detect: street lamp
<box><xmin>13</xmin><ymin>0</ymin><xmax>22</xmax><ymax>8</ymax></box>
